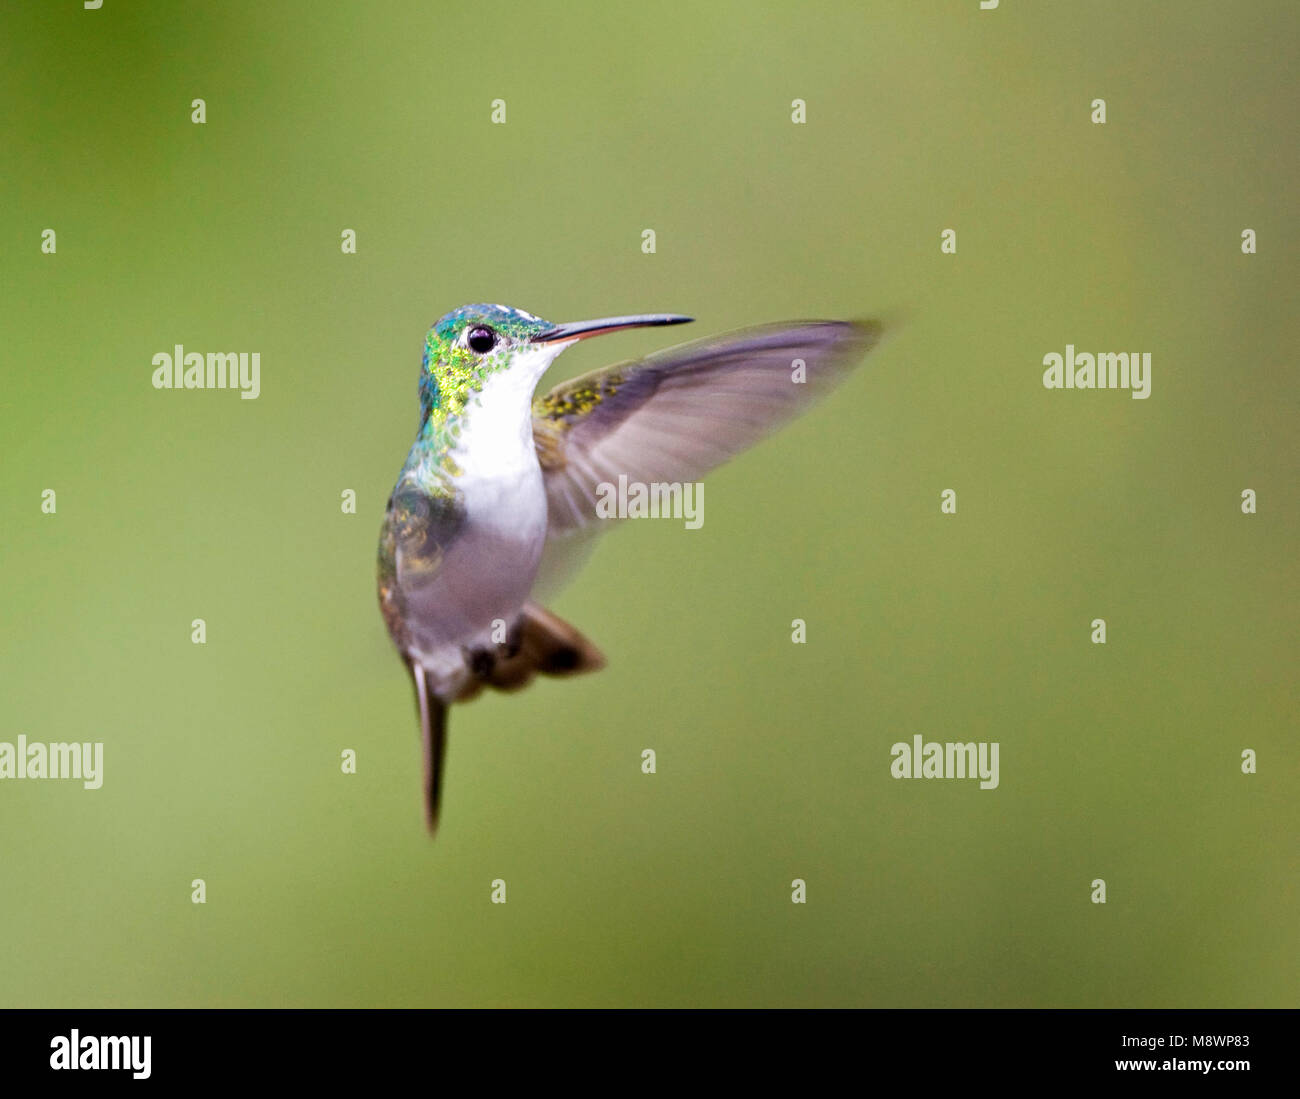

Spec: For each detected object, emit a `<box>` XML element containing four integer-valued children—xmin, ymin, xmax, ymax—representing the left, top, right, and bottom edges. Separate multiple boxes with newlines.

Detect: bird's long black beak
<box><xmin>530</xmin><ymin>313</ymin><xmax>693</xmax><ymax>344</ymax></box>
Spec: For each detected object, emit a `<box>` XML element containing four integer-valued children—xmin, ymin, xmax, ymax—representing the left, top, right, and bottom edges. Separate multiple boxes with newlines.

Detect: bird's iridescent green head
<box><xmin>419</xmin><ymin>304</ymin><xmax>550</xmax><ymax>414</ymax></box>
<box><xmin>429</xmin><ymin>303</ymin><xmax>555</xmax><ymax>358</ymax></box>
<box><xmin>418</xmin><ymin>303</ymin><xmax>693</xmax><ymax>417</ymax></box>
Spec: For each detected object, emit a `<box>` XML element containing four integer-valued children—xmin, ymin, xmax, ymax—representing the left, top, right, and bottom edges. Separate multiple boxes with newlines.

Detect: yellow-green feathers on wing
<box><xmin>529</xmin><ymin>319</ymin><xmax>883</xmax><ymax>591</ymax></box>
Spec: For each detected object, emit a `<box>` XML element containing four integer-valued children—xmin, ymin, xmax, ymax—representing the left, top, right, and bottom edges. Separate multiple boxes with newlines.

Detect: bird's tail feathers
<box><xmin>408</xmin><ymin>604</ymin><xmax>601</xmax><ymax>835</ymax></box>
<box><xmin>410</xmin><ymin>661</ymin><xmax>448</xmax><ymax>836</ymax></box>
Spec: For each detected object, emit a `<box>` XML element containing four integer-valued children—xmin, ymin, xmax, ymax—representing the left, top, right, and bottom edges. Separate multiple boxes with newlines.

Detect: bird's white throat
<box><xmin>449</xmin><ymin>343</ymin><xmax>565</xmax><ymax>483</ymax></box>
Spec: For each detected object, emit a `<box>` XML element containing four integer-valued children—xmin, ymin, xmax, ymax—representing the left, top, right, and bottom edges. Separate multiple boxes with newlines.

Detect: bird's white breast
<box><xmin>448</xmin><ymin>366</ymin><xmax>549</xmax><ymax>546</ymax></box>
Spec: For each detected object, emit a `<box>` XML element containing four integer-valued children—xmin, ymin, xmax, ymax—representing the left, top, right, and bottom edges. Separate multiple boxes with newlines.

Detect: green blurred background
<box><xmin>1</xmin><ymin>1</ymin><xmax>1295</xmax><ymax>1007</ymax></box>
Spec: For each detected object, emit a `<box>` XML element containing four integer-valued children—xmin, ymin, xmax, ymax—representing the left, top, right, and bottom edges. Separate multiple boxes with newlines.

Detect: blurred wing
<box><xmin>530</xmin><ymin>320</ymin><xmax>883</xmax><ymax>590</ymax></box>
<box><xmin>377</xmin><ymin>476</ymin><xmax>469</xmax><ymax>650</ymax></box>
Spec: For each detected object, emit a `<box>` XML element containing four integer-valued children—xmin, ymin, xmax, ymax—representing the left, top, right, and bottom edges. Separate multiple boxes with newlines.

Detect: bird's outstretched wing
<box><xmin>530</xmin><ymin>319</ymin><xmax>883</xmax><ymax>592</ymax></box>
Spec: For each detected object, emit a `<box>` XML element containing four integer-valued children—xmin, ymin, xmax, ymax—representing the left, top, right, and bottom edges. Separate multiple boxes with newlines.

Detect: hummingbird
<box><xmin>378</xmin><ymin>304</ymin><xmax>882</xmax><ymax>834</ymax></box>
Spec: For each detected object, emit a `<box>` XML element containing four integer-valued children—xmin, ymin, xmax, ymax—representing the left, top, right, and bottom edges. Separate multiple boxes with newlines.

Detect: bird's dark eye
<box><xmin>467</xmin><ymin>326</ymin><xmax>497</xmax><ymax>354</ymax></box>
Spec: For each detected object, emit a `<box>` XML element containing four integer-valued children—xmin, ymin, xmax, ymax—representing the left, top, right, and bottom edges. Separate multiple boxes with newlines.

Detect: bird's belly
<box><xmin>400</xmin><ymin>470</ymin><xmax>548</xmax><ymax>667</ymax></box>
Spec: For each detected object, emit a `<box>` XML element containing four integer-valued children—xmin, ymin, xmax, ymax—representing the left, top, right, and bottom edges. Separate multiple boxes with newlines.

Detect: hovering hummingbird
<box><xmin>378</xmin><ymin>304</ymin><xmax>882</xmax><ymax>834</ymax></box>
